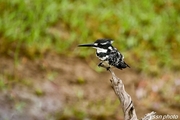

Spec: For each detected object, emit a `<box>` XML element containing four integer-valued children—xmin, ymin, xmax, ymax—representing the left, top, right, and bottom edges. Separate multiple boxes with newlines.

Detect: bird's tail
<box><xmin>125</xmin><ymin>62</ymin><xmax>130</xmax><ymax>68</ymax></box>
<box><xmin>117</xmin><ymin>61</ymin><xmax>130</xmax><ymax>69</ymax></box>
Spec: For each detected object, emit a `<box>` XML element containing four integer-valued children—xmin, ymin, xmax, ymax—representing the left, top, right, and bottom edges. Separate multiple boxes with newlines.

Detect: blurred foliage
<box><xmin>59</xmin><ymin>99</ymin><xmax>120</xmax><ymax>120</ymax></box>
<box><xmin>0</xmin><ymin>73</ymin><xmax>33</xmax><ymax>92</ymax></box>
<box><xmin>0</xmin><ymin>0</ymin><xmax>180</xmax><ymax>73</ymax></box>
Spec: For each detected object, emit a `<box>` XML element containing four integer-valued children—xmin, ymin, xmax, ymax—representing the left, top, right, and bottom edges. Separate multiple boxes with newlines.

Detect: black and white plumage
<box><xmin>78</xmin><ymin>39</ymin><xmax>130</xmax><ymax>70</ymax></box>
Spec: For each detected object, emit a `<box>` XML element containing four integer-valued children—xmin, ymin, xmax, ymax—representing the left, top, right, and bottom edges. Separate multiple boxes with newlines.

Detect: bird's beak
<box><xmin>78</xmin><ymin>43</ymin><xmax>95</xmax><ymax>47</ymax></box>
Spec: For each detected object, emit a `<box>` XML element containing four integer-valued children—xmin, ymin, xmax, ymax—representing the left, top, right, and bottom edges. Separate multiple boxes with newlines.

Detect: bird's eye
<box><xmin>94</xmin><ymin>43</ymin><xmax>98</xmax><ymax>46</ymax></box>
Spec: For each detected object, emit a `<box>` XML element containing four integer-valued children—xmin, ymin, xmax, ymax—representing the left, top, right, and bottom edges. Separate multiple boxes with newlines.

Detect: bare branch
<box><xmin>109</xmin><ymin>70</ymin><xmax>155</xmax><ymax>120</ymax></box>
<box><xmin>141</xmin><ymin>111</ymin><xmax>156</xmax><ymax>120</ymax></box>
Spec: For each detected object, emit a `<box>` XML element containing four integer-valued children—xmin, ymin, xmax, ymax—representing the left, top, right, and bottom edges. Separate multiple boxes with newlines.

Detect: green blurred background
<box><xmin>0</xmin><ymin>0</ymin><xmax>180</xmax><ymax>120</ymax></box>
<box><xmin>1</xmin><ymin>0</ymin><xmax>180</xmax><ymax>73</ymax></box>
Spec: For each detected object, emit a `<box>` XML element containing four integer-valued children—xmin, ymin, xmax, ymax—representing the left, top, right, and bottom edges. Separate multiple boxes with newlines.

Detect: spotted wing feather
<box><xmin>108</xmin><ymin>49</ymin><xmax>130</xmax><ymax>69</ymax></box>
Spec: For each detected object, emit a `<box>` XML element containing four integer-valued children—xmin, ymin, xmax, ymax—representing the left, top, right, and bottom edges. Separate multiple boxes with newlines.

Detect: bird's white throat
<box><xmin>95</xmin><ymin>47</ymin><xmax>107</xmax><ymax>53</ymax></box>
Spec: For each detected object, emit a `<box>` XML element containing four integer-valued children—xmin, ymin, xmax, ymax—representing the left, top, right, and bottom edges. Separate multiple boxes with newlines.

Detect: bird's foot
<box><xmin>98</xmin><ymin>62</ymin><xmax>110</xmax><ymax>71</ymax></box>
<box><xmin>98</xmin><ymin>62</ymin><xmax>103</xmax><ymax>67</ymax></box>
<box><xmin>106</xmin><ymin>67</ymin><xmax>110</xmax><ymax>71</ymax></box>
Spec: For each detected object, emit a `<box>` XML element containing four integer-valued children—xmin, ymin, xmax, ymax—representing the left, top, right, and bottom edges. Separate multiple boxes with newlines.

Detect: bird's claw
<box><xmin>98</xmin><ymin>62</ymin><xmax>103</xmax><ymax>67</ymax></box>
<box><xmin>98</xmin><ymin>62</ymin><xmax>110</xmax><ymax>71</ymax></box>
<box><xmin>106</xmin><ymin>67</ymin><xmax>110</xmax><ymax>71</ymax></box>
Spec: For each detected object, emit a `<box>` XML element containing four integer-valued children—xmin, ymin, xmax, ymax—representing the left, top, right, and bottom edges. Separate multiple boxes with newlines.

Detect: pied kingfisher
<box><xmin>78</xmin><ymin>39</ymin><xmax>130</xmax><ymax>70</ymax></box>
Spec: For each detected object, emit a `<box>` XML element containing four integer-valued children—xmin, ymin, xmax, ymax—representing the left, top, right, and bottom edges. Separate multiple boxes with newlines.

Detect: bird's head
<box><xmin>78</xmin><ymin>39</ymin><xmax>114</xmax><ymax>50</ymax></box>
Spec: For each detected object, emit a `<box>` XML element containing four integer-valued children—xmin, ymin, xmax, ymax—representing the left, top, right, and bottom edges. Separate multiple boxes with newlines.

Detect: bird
<box><xmin>78</xmin><ymin>38</ymin><xmax>130</xmax><ymax>70</ymax></box>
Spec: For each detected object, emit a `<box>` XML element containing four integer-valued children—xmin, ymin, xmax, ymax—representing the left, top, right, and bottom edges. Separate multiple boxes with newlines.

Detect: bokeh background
<box><xmin>0</xmin><ymin>0</ymin><xmax>180</xmax><ymax>120</ymax></box>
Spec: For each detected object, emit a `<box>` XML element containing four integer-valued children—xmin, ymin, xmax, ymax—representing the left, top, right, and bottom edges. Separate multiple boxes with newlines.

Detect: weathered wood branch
<box><xmin>109</xmin><ymin>70</ymin><xmax>155</xmax><ymax>120</ymax></box>
<box><xmin>141</xmin><ymin>111</ymin><xmax>156</xmax><ymax>120</ymax></box>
